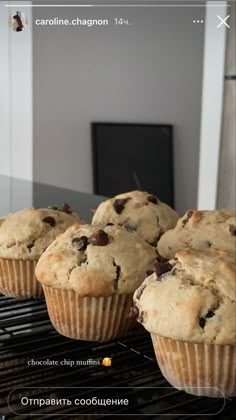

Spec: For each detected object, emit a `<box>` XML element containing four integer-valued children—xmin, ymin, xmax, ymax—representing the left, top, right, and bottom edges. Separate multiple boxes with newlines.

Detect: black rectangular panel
<box><xmin>92</xmin><ymin>123</ymin><xmax>174</xmax><ymax>207</ymax></box>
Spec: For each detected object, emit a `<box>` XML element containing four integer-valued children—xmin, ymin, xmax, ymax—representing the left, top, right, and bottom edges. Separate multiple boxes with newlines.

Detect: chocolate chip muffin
<box><xmin>0</xmin><ymin>204</ymin><xmax>84</xmax><ymax>298</ymax></box>
<box><xmin>132</xmin><ymin>248</ymin><xmax>236</xmax><ymax>397</ymax></box>
<box><xmin>92</xmin><ymin>190</ymin><xmax>179</xmax><ymax>246</ymax></box>
<box><xmin>158</xmin><ymin>209</ymin><xmax>236</xmax><ymax>259</ymax></box>
<box><xmin>35</xmin><ymin>224</ymin><xmax>156</xmax><ymax>341</ymax></box>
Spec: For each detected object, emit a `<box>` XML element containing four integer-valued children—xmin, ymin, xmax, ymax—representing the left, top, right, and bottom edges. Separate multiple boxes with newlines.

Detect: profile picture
<box><xmin>9</xmin><ymin>11</ymin><xmax>27</xmax><ymax>32</ymax></box>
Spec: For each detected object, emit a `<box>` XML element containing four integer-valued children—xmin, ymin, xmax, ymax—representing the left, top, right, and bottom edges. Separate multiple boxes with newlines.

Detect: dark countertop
<box><xmin>0</xmin><ymin>175</ymin><xmax>106</xmax><ymax>222</ymax></box>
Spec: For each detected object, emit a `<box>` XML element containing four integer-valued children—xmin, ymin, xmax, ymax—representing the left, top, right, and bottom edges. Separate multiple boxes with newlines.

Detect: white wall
<box><xmin>0</xmin><ymin>0</ymin><xmax>33</xmax><ymax>214</ymax></box>
<box><xmin>217</xmin><ymin>1</ymin><xmax>236</xmax><ymax>209</ymax></box>
<box><xmin>197</xmin><ymin>1</ymin><xmax>227</xmax><ymax>210</ymax></box>
<box><xmin>0</xmin><ymin>1</ymin><xmax>11</xmax><ymax>214</ymax></box>
<box><xmin>33</xmin><ymin>5</ymin><xmax>205</xmax><ymax>215</ymax></box>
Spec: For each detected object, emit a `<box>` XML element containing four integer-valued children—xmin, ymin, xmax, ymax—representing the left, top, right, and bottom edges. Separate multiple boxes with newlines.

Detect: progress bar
<box><xmin>4</xmin><ymin>4</ymin><xmax>231</xmax><ymax>7</ymax></box>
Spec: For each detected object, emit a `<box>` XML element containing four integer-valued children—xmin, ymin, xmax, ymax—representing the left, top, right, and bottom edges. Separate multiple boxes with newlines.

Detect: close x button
<box><xmin>217</xmin><ymin>14</ymin><xmax>230</xmax><ymax>28</ymax></box>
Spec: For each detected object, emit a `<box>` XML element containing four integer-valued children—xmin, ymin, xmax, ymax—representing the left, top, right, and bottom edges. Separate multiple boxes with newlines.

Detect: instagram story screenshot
<box><xmin>0</xmin><ymin>0</ymin><xmax>235</xmax><ymax>418</ymax></box>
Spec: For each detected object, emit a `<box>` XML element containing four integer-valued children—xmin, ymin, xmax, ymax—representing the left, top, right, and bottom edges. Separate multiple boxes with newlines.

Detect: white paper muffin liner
<box><xmin>0</xmin><ymin>258</ymin><xmax>43</xmax><ymax>298</ymax></box>
<box><xmin>43</xmin><ymin>286</ymin><xmax>134</xmax><ymax>341</ymax></box>
<box><xmin>151</xmin><ymin>333</ymin><xmax>236</xmax><ymax>398</ymax></box>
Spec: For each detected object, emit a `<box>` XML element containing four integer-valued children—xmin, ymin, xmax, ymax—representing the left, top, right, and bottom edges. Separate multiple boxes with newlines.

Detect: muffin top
<box><xmin>158</xmin><ymin>209</ymin><xmax>236</xmax><ymax>259</ymax></box>
<box><xmin>0</xmin><ymin>205</ymin><xmax>84</xmax><ymax>260</ymax></box>
<box><xmin>92</xmin><ymin>190</ymin><xmax>179</xmax><ymax>245</ymax></box>
<box><xmin>132</xmin><ymin>248</ymin><xmax>236</xmax><ymax>345</ymax></box>
<box><xmin>35</xmin><ymin>224</ymin><xmax>157</xmax><ymax>296</ymax></box>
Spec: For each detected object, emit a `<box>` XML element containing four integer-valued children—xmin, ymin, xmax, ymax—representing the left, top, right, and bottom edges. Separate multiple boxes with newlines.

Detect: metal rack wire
<box><xmin>0</xmin><ymin>294</ymin><xmax>235</xmax><ymax>419</ymax></box>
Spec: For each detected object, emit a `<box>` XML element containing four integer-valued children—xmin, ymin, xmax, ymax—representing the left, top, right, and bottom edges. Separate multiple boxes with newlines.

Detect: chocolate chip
<box><xmin>106</xmin><ymin>223</ymin><xmax>114</xmax><ymax>226</ymax></box>
<box><xmin>116</xmin><ymin>265</ymin><xmax>121</xmax><ymax>280</ymax></box>
<box><xmin>229</xmin><ymin>225</ymin><xmax>236</xmax><ymax>236</ymax></box>
<box><xmin>42</xmin><ymin>216</ymin><xmax>56</xmax><ymax>227</ymax></box>
<box><xmin>27</xmin><ymin>242</ymin><xmax>35</xmax><ymax>252</ymax></box>
<box><xmin>154</xmin><ymin>262</ymin><xmax>172</xmax><ymax>278</ymax></box>
<box><xmin>136</xmin><ymin>285</ymin><xmax>146</xmax><ymax>300</ymax></box>
<box><xmin>199</xmin><ymin>318</ymin><xmax>206</xmax><ymax>329</ymax></box>
<box><xmin>206</xmin><ymin>310</ymin><xmax>215</xmax><ymax>318</ymax></box>
<box><xmin>89</xmin><ymin>229</ymin><xmax>109</xmax><ymax>246</ymax></box>
<box><xmin>182</xmin><ymin>210</ymin><xmax>193</xmax><ymax>227</ymax></box>
<box><xmin>113</xmin><ymin>198</ymin><xmax>129</xmax><ymax>214</ymax></box>
<box><xmin>113</xmin><ymin>259</ymin><xmax>121</xmax><ymax>290</ymax></box>
<box><xmin>72</xmin><ymin>236</ymin><xmax>88</xmax><ymax>251</ymax></box>
<box><xmin>61</xmin><ymin>203</ymin><xmax>73</xmax><ymax>214</ymax></box>
<box><xmin>199</xmin><ymin>310</ymin><xmax>215</xmax><ymax>329</ymax></box>
<box><xmin>146</xmin><ymin>270</ymin><xmax>154</xmax><ymax>276</ymax></box>
<box><xmin>48</xmin><ymin>205</ymin><xmax>58</xmax><ymax>210</ymax></box>
<box><xmin>147</xmin><ymin>195</ymin><xmax>158</xmax><ymax>204</ymax></box>
<box><xmin>128</xmin><ymin>305</ymin><xmax>139</xmax><ymax>320</ymax></box>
